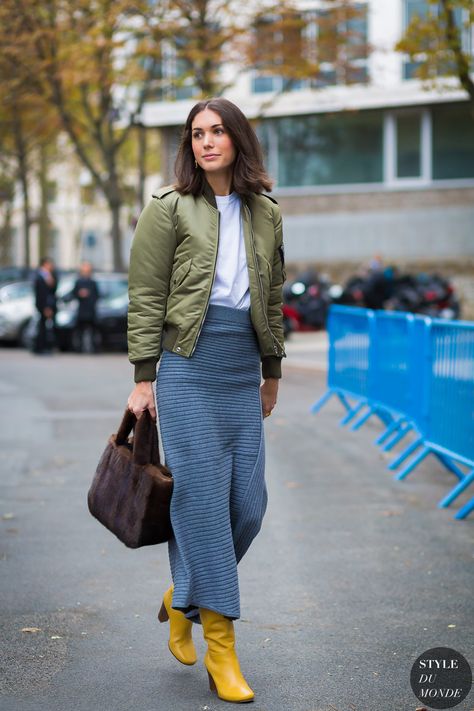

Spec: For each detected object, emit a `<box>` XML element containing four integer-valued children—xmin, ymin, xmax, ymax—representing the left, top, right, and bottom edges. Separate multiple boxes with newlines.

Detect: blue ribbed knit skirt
<box><xmin>155</xmin><ymin>304</ymin><xmax>267</xmax><ymax>623</ymax></box>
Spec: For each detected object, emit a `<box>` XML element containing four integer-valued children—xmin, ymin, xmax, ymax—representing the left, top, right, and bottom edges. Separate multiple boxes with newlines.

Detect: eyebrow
<box><xmin>192</xmin><ymin>123</ymin><xmax>224</xmax><ymax>131</ymax></box>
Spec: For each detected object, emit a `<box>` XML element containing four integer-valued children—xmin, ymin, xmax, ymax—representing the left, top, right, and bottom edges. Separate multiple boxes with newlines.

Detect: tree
<box><xmin>0</xmin><ymin>0</ymin><xmax>370</xmax><ymax>269</ymax></box>
<box><xmin>396</xmin><ymin>0</ymin><xmax>474</xmax><ymax>112</ymax></box>
<box><xmin>0</xmin><ymin>59</ymin><xmax>59</xmax><ymax>267</ymax></box>
<box><xmin>156</xmin><ymin>1</ymin><xmax>370</xmax><ymax>108</ymax></box>
<box><xmin>0</xmin><ymin>0</ymin><xmax>172</xmax><ymax>270</ymax></box>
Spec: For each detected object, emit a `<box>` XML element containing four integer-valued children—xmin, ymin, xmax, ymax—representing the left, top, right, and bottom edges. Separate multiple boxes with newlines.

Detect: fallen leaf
<box><xmin>50</xmin><ymin>635</ymin><xmax>62</xmax><ymax>639</ymax></box>
<box><xmin>2</xmin><ymin>513</ymin><xmax>14</xmax><ymax>520</ymax></box>
<box><xmin>285</xmin><ymin>481</ymin><xmax>301</xmax><ymax>489</ymax></box>
<box><xmin>21</xmin><ymin>627</ymin><xmax>42</xmax><ymax>633</ymax></box>
<box><xmin>447</xmin><ymin>624</ymin><xmax>456</xmax><ymax>628</ymax></box>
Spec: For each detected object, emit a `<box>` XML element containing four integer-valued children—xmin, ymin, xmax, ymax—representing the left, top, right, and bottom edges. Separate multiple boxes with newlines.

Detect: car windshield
<box><xmin>96</xmin><ymin>277</ymin><xmax>128</xmax><ymax>299</ymax></box>
<box><xmin>0</xmin><ymin>281</ymin><xmax>33</xmax><ymax>302</ymax></box>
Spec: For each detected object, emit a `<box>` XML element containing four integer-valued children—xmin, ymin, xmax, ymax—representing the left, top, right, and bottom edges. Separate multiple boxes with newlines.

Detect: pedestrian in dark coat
<box><xmin>33</xmin><ymin>257</ymin><xmax>57</xmax><ymax>354</ymax></box>
<box><xmin>73</xmin><ymin>261</ymin><xmax>99</xmax><ymax>352</ymax></box>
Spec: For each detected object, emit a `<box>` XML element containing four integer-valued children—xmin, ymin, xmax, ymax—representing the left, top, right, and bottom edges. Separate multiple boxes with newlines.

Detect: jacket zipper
<box><xmin>244</xmin><ymin>204</ymin><xmax>283</xmax><ymax>357</ymax></box>
<box><xmin>189</xmin><ymin>211</ymin><xmax>220</xmax><ymax>356</ymax></box>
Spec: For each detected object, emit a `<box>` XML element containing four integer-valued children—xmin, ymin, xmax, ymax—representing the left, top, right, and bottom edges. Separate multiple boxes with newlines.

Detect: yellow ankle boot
<box><xmin>200</xmin><ymin>608</ymin><xmax>254</xmax><ymax>703</ymax></box>
<box><xmin>158</xmin><ymin>585</ymin><xmax>197</xmax><ymax>665</ymax></box>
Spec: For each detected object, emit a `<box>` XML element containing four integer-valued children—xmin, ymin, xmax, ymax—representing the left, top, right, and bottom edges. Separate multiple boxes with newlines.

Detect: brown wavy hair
<box><xmin>174</xmin><ymin>98</ymin><xmax>273</xmax><ymax>196</ymax></box>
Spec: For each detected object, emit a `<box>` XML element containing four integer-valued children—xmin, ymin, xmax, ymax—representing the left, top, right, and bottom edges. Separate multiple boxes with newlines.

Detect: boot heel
<box><xmin>157</xmin><ymin>600</ymin><xmax>169</xmax><ymax>623</ymax></box>
<box><xmin>207</xmin><ymin>670</ymin><xmax>217</xmax><ymax>693</ymax></box>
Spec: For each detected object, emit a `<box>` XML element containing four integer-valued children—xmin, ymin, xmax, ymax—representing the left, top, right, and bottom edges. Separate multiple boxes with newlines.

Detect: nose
<box><xmin>203</xmin><ymin>132</ymin><xmax>214</xmax><ymax>149</ymax></box>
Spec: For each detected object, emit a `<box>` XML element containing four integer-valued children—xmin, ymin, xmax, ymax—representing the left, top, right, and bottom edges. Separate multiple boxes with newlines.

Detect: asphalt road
<box><xmin>0</xmin><ymin>346</ymin><xmax>473</xmax><ymax>711</ymax></box>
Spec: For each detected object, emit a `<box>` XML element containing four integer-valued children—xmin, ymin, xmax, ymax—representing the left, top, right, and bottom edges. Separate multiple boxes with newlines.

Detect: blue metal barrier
<box><xmin>311</xmin><ymin>305</ymin><xmax>474</xmax><ymax>519</ymax></box>
<box><xmin>311</xmin><ymin>306</ymin><xmax>392</xmax><ymax>427</ymax></box>
<box><xmin>311</xmin><ymin>306</ymin><xmax>373</xmax><ymax>424</ymax></box>
<box><xmin>351</xmin><ymin>312</ymin><xmax>426</xmax><ymax>442</ymax></box>
<box><xmin>395</xmin><ymin>319</ymin><xmax>474</xmax><ymax>513</ymax></box>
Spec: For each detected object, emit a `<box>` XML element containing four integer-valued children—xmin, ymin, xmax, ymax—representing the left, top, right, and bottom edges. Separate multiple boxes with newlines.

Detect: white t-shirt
<box><xmin>209</xmin><ymin>192</ymin><xmax>251</xmax><ymax>310</ymax></box>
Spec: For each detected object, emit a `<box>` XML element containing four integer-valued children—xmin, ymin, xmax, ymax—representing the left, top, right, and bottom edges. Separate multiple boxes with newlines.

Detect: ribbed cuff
<box><xmin>261</xmin><ymin>356</ymin><xmax>282</xmax><ymax>379</ymax></box>
<box><xmin>133</xmin><ymin>358</ymin><xmax>158</xmax><ymax>383</ymax></box>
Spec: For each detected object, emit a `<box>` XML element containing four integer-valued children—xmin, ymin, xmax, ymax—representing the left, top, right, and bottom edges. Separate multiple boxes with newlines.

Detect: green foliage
<box><xmin>396</xmin><ymin>0</ymin><xmax>474</xmax><ymax>105</ymax></box>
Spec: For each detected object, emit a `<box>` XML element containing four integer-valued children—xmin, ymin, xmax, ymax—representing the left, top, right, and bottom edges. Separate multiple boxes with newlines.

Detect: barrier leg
<box><xmin>339</xmin><ymin>400</ymin><xmax>365</xmax><ymax>426</ymax></box>
<box><xmin>434</xmin><ymin>453</ymin><xmax>465</xmax><ymax>481</ymax></box>
<box><xmin>388</xmin><ymin>435</ymin><xmax>423</xmax><ymax>471</ymax></box>
<box><xmin>337</xmin><ymin>392</ymin><xmax>354</xmax><ymax>414</ymax></box>
<box><xmin>375</xmin><ymin>416</ymin><xmax>406</xmax><ymax>446</ymax></box>
<box><xmin>382</xmin><ymin>422</ymin><xmax>414</xmax><ymax>452</ymax></box>
<box><xmin>438</xmin><ymin>468</ymin><xmax>474</xmax><ymax>508</ymax></box>
<box><xmin>394</xmin><ymin>445</ymin><xmax>430</xmax><ymax>480</ymax></box>
<box><xmin>455</xmin><ymin>497</ymin><xmax>474</xmax><ymax>520</ymax></box>
<box><xmin>351</xmin><ymin>406</ymin><xmax>392</xmax><ymax>432</ymax></box>
<box><xmin>310</xmin><ymin>389</ymin><xmax>334</xmax><ymax>414</ymax></box>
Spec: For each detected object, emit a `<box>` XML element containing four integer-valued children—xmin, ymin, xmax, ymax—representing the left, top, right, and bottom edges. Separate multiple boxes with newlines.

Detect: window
<box><xmin>396</xmin><ymin>113</ymin><xmax>422</xmax><ymax>178</ymax></box>
<box><xmin>432</xmin><ymin>103</ymin><xmax>474</xmax><ymax>179</ymax></box>
<box><xmin>310</xmin><ymin>2</ymin><xmax>369</xmax><ymax>87</ymax></box>
<box><xmin>147</xmin><ymin>38</ymin><xmax>199</xmax><ymax>101</ymax></box>
<box><xmin>273</xmin><ymin>110</ymin><xmax>384</xmax><ymax>187</ymax></box>
<box><xmin>402</xmin><ymin>0</ymin><xmax>473</xmax><ymax>80</ymax></box>
<box><xmin>251</xmin><ymin>3</ymin><xmax>369</xmax><ymax>93</ymax></box>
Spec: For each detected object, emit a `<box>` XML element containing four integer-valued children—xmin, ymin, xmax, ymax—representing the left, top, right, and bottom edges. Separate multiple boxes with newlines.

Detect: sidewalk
<box><xmin>284</xmin><ymin>330</ymin><xmax>329</xmax><ymax>373</ymax></box>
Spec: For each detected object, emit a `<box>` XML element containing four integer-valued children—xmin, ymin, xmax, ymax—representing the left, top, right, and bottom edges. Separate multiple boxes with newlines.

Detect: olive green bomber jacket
<box><xmin>127</xmin><ymin>180</ymin><xmax>287</xmax><ymax>383</ymax></box>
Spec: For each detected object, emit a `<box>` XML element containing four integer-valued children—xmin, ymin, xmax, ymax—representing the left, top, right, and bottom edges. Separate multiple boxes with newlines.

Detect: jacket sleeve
<box><xmin>261</xmin><ymin>204</ymin><xmax>287</xmax><ymax>380</ymax></box>
<box><xmin>127</xmin><ymin>197</ymin><xmax>177</xmax><ymax>383</ymax></box>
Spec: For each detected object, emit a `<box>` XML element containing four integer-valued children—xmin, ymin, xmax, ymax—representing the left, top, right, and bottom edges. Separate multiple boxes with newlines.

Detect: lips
<box><xmin>203</xmin><ymin>154</ymin><xmax>220</xmax><ymax>159</ymax></box>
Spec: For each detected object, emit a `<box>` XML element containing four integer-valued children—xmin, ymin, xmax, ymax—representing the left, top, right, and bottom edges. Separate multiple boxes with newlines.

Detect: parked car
<box><xmin>0</xmin><ymin>266</ymin><xmax>36</xmax><ymax>285</ymax></box>
<box><xmin>55</xmin><ymin>288</ymin><xmax>128</xmax><ymax>352</ymax></box>
<box><xmin>0</xmin><ymin>281</ymin><xmax>35</xmax><ymax>344</ymax></box>
<box><xmin>8</xmin><ymin>272</ymin><xmax>128</xmax><ymax>349</ymax></box>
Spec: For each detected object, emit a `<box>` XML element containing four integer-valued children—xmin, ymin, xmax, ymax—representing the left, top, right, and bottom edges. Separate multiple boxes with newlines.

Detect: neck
<box><xmin>204</xmin><ymin>169</ymin><xmax>233</xmax><ymax>196</ymax></box>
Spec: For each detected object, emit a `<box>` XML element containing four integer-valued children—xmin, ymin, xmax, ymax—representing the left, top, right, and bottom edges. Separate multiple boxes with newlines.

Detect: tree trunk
<box><xmin>441</xmin><ymin>0</ymin><xmax>474</xmax><ymax>110</ymax></box>
<box><xmin>104</xmin><ymin>152</ymin><xmax>124</xmax><ymax>271</ymax></box>
<box><xmin>0</xmin><ymin>202</ymin><xmax>13</xmax><ymax>266</ymax></box>
<box><xmin>110</xmin><ymin>200</ymin><xmax>124</xmax><ymax>271</ymax></box>
<box><xmin>38</xmin><ymin>142</ymin><xmax>50</xmax><ymax>260</ymax></box>
<box><xmin>14</xmin><ymin>120</ymin><xmax>31</xmax><ymax>267</ymax></box>
<box><xmin>138</xmin><ymin>123</ymin><xmax>146</xmax><ymax>211</ymax></box>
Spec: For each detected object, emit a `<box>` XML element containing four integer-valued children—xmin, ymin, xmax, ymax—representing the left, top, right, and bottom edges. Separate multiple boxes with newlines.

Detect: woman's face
<box><xmin>191</xmin><ymin>108</ymin><xmax>236</xmax><ymax>175</ymax></box>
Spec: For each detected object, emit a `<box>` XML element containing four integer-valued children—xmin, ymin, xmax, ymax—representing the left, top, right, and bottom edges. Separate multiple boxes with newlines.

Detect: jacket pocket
<box><xmin>170</xmin><ymin>257</ymin><xmax>192</xmax><ymax>290</ymax></box>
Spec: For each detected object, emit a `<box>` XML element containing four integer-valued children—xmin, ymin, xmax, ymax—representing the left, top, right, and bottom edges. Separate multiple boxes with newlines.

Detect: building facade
<box><xmin>142</xmin><ymin>0</ymin><xmax>474</xmax><ymax>266</ymax></box>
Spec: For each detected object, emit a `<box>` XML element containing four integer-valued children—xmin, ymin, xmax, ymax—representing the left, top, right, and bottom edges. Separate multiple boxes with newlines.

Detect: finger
<box><xmin>149</xmin><ymin>405</ymin><xmax>157</xmax><ymax>420</ymax></box>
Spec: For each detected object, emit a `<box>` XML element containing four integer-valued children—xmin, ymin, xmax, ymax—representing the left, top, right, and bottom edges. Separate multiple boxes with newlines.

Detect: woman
<box><xmin>127</xmin><ymin>97</ymin><xmax>286</xmax><ymax>703</ymax></box>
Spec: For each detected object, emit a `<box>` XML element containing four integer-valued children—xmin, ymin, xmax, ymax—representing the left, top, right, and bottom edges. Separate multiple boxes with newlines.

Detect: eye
<box><xmin>192</xmin><ymin>131</ymin><xmax>202</xmax><ymax>139</ymax></box>
<box><xmin>214</xmin><ymin>127</ymin><xmax>224</xmax><ymax>134</ymax></box>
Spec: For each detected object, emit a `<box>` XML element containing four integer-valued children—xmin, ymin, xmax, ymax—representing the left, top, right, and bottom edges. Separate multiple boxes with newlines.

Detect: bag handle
<box><xmin>115</xmin><ymin>408</ymin><xmax>161</xmax><ymax>467</ymax></box>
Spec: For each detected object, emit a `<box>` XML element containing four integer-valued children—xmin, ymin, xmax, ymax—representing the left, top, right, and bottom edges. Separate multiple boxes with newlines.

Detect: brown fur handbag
<box><xmin>87</xmin><ymin>408</ymin><xmax>173</xmax><ymax>548</ymax></box>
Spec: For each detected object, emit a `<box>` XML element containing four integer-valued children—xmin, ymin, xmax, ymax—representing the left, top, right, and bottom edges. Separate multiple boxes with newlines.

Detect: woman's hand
<box><xmin>127</xmin><ymin>381</ymin><xmax>156</xmax><ymax>419</ymax></box>
<box><xmin>260</xmin><ymin>377</ymin><xmax>279</xmax><ymax>419</ymax></box>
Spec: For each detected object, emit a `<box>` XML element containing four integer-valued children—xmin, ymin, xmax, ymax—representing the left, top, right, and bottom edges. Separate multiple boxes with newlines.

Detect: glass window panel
<box><xmin>396</xmin><ymin>113</ymin><xmax>421</xmax><ymax>178</ymax></box>
<box><xmin>346</xmin><ymin>3</ymin><xmax>368</xmax><ymax>61</ymax></box>
<box><xmin>252</xmin><ymin>76</ymin><xmax>281</xmax><ymax>93</ymax></box>
<box><xmin>432</xmin><ymin>103</ymin><xmax>474</xmax><ymax>179</ymax></box>
<box><xmin>405</xmin><ymin>0</ymin><xmax>430</xmax><ymax>24</ymax></box>
<box><xmin>276</xmin><ymin>111</ymin><xmax>384</xmax><ymax>187</ymax></box>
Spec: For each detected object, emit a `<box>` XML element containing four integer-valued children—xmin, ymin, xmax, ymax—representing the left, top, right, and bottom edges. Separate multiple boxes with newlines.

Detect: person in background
<box><xmin>73</xmin><ymin>261</ymin><xmax>100</xmax><ymax>353</ymax></box>
<box><xmin>33</xmin><ymin>257</ymin><xmax>57</xmax><ymax>354</ymax></box>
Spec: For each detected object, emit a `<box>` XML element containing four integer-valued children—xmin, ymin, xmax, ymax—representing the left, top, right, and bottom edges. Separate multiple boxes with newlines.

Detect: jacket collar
<box><xmin>200</xmin><ymin>176</ymin><xmax>251</xmax><ymax>211</ymax></box>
